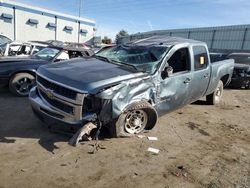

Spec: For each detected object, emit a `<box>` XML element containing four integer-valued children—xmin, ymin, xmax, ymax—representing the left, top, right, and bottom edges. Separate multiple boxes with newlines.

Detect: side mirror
<box><xmin>161</xmin><ymin>66</ymin><xmax>173</xmax><ymax>79</ymax></box>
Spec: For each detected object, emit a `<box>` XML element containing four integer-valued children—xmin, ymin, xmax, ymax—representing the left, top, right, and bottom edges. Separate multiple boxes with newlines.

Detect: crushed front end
<box><xmin>29</xmin><ymin>74</ymin><xmax>108</xmax><ymax>133</ymax></box>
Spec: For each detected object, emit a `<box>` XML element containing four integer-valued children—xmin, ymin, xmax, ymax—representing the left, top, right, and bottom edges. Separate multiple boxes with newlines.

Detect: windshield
<box><xmin>228</xmin><ymin>55</ymin><xmax>250</xmax><ymax>65</ymax></box>
<box><xmin>32</xmin><ymin>47</ymin><xmax>60</xmax><ymax>61</ymax></box>
<box><xmin>96</xmin><ymin>45</ymin><xmax>168</xmax><ymax>73</ymax></box>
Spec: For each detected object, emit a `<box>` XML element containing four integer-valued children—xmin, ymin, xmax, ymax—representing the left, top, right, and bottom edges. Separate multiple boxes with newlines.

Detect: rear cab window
<box><xmin>193</xmin><ymin>46</ymin><xmax>209</xmax><ymax>70</ymax></box>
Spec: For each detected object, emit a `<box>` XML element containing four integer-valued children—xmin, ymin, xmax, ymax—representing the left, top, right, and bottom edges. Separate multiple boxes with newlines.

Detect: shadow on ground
<box><xmin>0</xmin><ymin>87</ymin><xmax>69</xmax><ymax>153</ymax></box>
<box><xmin>0</xmin><ymin>87</ymin><xmax>112</xmax><ymax>153</ymax></box>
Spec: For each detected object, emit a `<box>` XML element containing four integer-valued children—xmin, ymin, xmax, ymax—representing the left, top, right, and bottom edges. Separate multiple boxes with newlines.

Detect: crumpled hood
<box><xmin>38</xmin><ymin>57</ymin><xmax>145</xmax><ymax>94</ymax></box>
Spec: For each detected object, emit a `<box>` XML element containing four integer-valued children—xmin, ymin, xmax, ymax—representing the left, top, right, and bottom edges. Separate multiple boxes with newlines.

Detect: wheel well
<box><xmin>9</xmin><ymin>71</ymin><xmax>36</xmax><ymax>82</ymax></box>
<box><xmin>220</xmin><ymin>74</ymin><xmax>230</xmax><ymax>86</ymax></box>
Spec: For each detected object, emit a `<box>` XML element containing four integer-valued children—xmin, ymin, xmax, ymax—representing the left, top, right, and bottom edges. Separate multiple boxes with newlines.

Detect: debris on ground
<box><xmin>137</xmin><ymin>135</ymin><xmax>146</xmax><ymax>139</ymax></box>
<box><xmin>172</xmin><ymin>166</ymin><xmax>188</xmax><ymax>177</ymax></box>
<box><xmin>147</xmin><ymin>147</ymin><xmax>160</xmax><ymax>154</ymax></box>
<box><xmin>20</xmin><ymin>169</ymin><xmax>27</xmax><ymax>172</ymax></box>
<box><xmin>132</xmin><ymin>172</ymin><xmax>139</xmax><ymax>178</ymax></box>
<box><xmin>88</xmin><ymin>142</ymin><xmax>106</xmax><ymax>154</ymax></box>
<box><xmin>171</xmin><ymin>125</ymin><xmax>184</xmax><ymax>143</ymax></box>
<box><xmin>69</xmin><ymin>122</ymin><xmax>97</xmax><ymax>146</ymax></box>
<box><xmin>147</xmin><ymin>136</ymin><xmax>158</xmax><ymax>141</ymax></box>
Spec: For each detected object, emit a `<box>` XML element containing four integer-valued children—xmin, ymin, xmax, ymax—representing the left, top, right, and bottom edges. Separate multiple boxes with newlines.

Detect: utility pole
<box><xmin>78</xmin><ymin>0</ymin><xmax>83</xmax><ymax>17</ymax></box>
<box><xmin>78</xmin><ymin>0</ymin><xmax>83</xmax><ymax>43</ymax></box>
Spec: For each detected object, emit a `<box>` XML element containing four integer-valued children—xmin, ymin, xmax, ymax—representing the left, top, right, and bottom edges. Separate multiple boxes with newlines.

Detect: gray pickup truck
<box><xmin>29</xmin><ymin>36</ymin><xmax>234</xmax><ymax>137</ymax></box>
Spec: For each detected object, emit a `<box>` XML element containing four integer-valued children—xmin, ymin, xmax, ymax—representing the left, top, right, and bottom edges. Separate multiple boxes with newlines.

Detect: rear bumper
<box><xmin>29</xmin><ymin>86</ymin><xmax>85</xmax><ymax>133</ymax></box>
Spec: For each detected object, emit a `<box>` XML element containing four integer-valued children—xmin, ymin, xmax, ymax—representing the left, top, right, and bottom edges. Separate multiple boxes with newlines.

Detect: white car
<box><xmin>2</xmin><ymin>41</ymin><xmax>48</xmax><ymax>57</ymax></box>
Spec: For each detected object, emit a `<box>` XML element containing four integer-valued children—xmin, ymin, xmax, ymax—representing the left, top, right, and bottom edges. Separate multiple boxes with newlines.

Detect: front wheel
<box><xmin>9</xmin><ymin>73</ymin><xmax>35</xmax><ymax>96</ymax></box>
<box><xmin>115</xmin><ymin>101</ymin><xmax>158</xmax><ymax>137</ymax></box>
<box><xmin>206</xmin><ymin>80</ymin><xmax>223</xmax><ymax>105</ymax></box>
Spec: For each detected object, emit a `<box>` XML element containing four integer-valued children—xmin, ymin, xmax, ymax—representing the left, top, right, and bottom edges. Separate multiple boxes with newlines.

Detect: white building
<box><xmin>0</xmin><ymin>0</ymin><xmax>96</xmax><ymax>43</ymax></box>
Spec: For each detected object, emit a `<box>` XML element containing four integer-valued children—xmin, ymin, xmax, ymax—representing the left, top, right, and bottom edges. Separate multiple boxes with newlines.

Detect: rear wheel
<box><xmin>206</xmin><ymin>80</ymin><xmax>223</xmax><ymax>105</ymax></box>
<box><xmin>9</xmin><ymin>73</ymin><xmax>35</xmax><ymax>96</ymax></box>
<box><xmin>115</xmin><ymin>101</ymin><xmax>158</xmax><ymax>137</ymax></box>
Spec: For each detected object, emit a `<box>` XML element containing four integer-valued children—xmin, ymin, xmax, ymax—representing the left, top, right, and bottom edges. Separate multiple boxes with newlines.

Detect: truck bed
<box><xmin>206</xmin><ymin>59</ymin><xmax>234</xmax><ymax>95</ymax></box>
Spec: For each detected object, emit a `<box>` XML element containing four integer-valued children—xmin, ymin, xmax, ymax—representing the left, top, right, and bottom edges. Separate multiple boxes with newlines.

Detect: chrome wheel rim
<box><xmin>124</xmin><ymin>110</ymin><xmax>148</xmax><ymax>134</ymax></box>
<box><xmin>215</xmin><ymin>85</ymin><xmax>222</xmax><ymax>101</ymax></box>
<box><xmin>15</xmin><ymin>77</ymin><xmax>35</xmax><ymax>95</ymax></box>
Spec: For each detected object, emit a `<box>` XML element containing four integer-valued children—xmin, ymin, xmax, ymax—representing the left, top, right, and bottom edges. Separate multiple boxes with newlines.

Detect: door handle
<box><xmin>184</xmin><ymin>78</ymin><xmax>191</xmax><ymax>84</ymax></box>
<box><xmin>204</xmin><ymin>73</ymin><xmax>209</xmax><ymax>78</ymax></box>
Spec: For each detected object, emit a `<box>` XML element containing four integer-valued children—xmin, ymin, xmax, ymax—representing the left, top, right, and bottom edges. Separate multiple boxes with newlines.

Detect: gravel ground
<box><xmin>0</xmin><ymin>87</ymin><xmax>249</xmax><ymax>188</ymax></box>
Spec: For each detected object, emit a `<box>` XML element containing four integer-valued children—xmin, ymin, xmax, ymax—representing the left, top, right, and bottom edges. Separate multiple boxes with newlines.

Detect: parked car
<box><xmin>227</xmin><ymin>53</ymin><xmax>250</xmax><ymax>89</ymax></box>
<box><xmin>2</xmin><ymin>41</ymin><xmax>48</xmax><ymax>57</ymax></box>
<box><xmin>0</xmin><ymin>35</ymin><xmax>12</xmax><ymax>56</ymax></box>
<box><xmin>210</xmin><ymin>52</ymin><xmax>229</xmax><ymax>63</ymax></box>
<box><xmin>0</xmin><ymin>35</ymin><xmax>11</xmax><ymax>45</ymax></box>
<box><xmin>29</xmin><ymin>36</ymin><xmax>234</xmax><ymax>136</ymax></box>
<box><xmin>92</xmin><ymin>44</ymin><xmax>116</xmax><ymax>54</ymax></box>
<box><xmin>65</xmin><ymin>42</ymin><xmax>90</xmax><ymax>49</ymax></box>
<box><xmin>0</xmin><ymin>46</ymin><xmax>94</xmax><ymax>96</ymax></box>
<box><xmin>46</xmin><ymin>40</ymin><xmax>64</xmax><ymax>47</ymax></box>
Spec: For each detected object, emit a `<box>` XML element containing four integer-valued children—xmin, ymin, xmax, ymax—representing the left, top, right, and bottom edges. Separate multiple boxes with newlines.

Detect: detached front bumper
<box><xmin>29</xmin><ymin>86</ymin><xmax>85</xmax><ymax>133</ymax></box>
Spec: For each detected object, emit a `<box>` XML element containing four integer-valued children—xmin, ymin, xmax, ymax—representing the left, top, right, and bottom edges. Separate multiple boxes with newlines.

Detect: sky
<box><xmin>12</xmin><ymin>0</ymin><xmax>250</xmax><ymax>40</ymax></box>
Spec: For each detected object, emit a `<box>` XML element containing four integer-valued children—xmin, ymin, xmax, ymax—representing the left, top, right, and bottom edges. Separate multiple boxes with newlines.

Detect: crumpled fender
<box><xmin>96</xmin><ymin>76</ymin><xmax>157</xmax><ymax>118</ymax></box>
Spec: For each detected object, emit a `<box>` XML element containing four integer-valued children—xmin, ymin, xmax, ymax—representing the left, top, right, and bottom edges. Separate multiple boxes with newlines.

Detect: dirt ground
<box><xmin>0</xmin><ymin>87</ymin><xmax>249</xmax><ymax>188</ymax></box>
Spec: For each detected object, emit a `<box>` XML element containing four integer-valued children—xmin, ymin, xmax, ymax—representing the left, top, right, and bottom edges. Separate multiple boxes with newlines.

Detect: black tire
<box><xmin>206</xmin><ymin>80</ymin><xmax>223</xmax><ymax>105</ymax></box>
<box><xmin>114</xmin><ymin>101</ymin><xmax>158</xmax><ymax>137</ymax></box>
<box><xmin>9</xmin><ymin>73</ymin><xmax>35</xmax><ymax>97</ymax></box>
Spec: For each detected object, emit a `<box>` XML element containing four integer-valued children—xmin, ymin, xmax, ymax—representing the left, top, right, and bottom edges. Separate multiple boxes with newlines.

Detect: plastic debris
<box><xmin>147</xmin><ymin>136</ymin><xmax>158</xmax><ymax>141</ymax></box>
<box><xmin>173</xmin><ymin>166</ymin><xmax>188</xmax><ymax>177</ymax></box>
<box><xmin>147</xmin><ymin>147</ymin><xmax>160</xmax><ymax>154</ymax></box>
<box><xmin>137</xmin><ymin>135</ymin><xmax>146</xmax><ymax>138</ymax></box>
<box><xmin>69</xmin><ymin>122</ymin><xmax>97</xmax><ymax>146</ymax></box>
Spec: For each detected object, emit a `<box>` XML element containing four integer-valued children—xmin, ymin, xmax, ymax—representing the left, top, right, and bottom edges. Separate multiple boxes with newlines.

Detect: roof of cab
<box><xmin>126</xmin><ymin>35</ymin><xmax>205</xmax><ymax>46</ymax></box>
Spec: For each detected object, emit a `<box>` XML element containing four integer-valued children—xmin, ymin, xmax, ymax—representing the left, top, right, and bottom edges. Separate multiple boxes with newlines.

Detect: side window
<box><xmin>168</xmin><ymin>48</ymin><xmax>190</xmax><ymax>74</ymax></box>
<box><xmin>56</xmin><ymin>51</ymin><xmax>69</xmax><ymax>61</ymax></box>
<box><xmin>193</xmin><ymin>46</ymin><xmax>208</xmax><ymax>70</ymax></box>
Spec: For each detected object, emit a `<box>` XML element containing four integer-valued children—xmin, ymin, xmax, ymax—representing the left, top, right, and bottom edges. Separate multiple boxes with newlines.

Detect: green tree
<box><xmin>115</xmin><ymin>30</ymin><xmax>129</xmax><ymax>44</ymax></box>
<box><xmin>102</xmin><ymin>36</ymin><xmax>112</xmax><ymax>44</ymax></box>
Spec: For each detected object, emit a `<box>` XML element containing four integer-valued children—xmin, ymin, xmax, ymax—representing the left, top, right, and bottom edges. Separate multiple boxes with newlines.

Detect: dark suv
<box><xmin>227</xmin><ymin>53</ymin><xmax>250</xmax><ymax>89</ymax></box>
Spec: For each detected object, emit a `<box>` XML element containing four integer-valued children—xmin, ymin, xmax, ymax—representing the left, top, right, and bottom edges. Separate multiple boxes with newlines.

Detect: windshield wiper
<box><xmin>95</xmin><ymin>55</ymin><xmax>139</xmax><ymax>71</ymax></box>
<box><xmin>113</xmin><ymin>60</ymin><xmax>140</xmax><ymax>71</ymax></box>
<box><xmin>94</xmin><ymin>55</ymin><xmax>112</xmax><ymax>63</ymax></box>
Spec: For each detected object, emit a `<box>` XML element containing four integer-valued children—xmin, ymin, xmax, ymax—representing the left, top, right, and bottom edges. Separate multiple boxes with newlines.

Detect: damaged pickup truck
<box><xmin>29</xmin><ymin>36</ymin><xmax>234</xmax><ymax>137</ymax></box>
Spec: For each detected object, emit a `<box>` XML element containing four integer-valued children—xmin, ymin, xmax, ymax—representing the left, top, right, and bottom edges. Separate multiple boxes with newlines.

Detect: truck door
<box><xmin>188</xmin><ymin>45</ymin><xmax>210</xmax><ymax>103</ymax></box>
<box><xmin>156</xmin><ymin>46</ymin><xmax>193</xmax><ymax>115</ymax></box>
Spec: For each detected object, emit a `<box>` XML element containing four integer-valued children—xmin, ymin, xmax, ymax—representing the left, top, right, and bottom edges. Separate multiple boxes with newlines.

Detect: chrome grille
<box><xmin>36</xmin><ymin>74</ymin><xmax>86</xmax><ymax>121</ymax></box>
<box><xmin>37</xmin><ymin>75</ymin><xmax>77</xmax><ymax>100</ymax></box>
<box><xmin>40</xmin><ymin>89</ymin><xmax>74</xmax><ymax>115</ymax></box>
